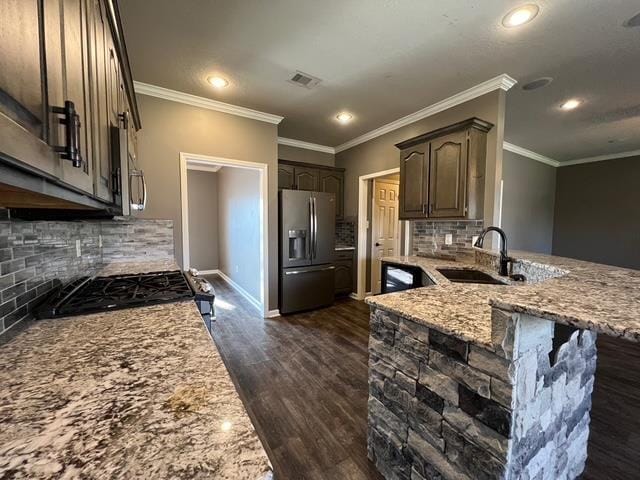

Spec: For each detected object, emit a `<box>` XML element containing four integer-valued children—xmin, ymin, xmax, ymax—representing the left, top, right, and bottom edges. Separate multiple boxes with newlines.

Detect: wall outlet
<box><xmin>472</xmin><ymin>235</ymin><xmax>479</xmax><ymax>246</ymax></box>
<box><xmin>235</xmin><ymin>265</ymin><xmax>239</xmax><ymax>273</ymax></box>
<box><xmin>444</xmin><ymin>234</ymin><xmax>453</xmax><ymax>245</ymax></box>
<box><xmin>75</xmin><ymin>239</ymin><xmax>82</xmax><ymax>257</ymax></box>
<box><xmin>98</xmin><ymin>234</ymin><xmax>103</xmax><ymax>248</ymax></box>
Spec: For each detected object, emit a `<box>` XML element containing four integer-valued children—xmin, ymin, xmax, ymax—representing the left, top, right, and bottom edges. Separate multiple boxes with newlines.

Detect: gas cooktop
<box><xmin>37</xmin><ymin>270</ymin><xmax>196</xmax><ymax>318</ymax></box>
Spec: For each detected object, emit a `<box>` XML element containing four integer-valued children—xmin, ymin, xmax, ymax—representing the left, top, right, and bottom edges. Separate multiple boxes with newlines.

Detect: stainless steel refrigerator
<box><xmin>279</xmin><ymin>189</ymin><xmax>336</xmax><ymax>314</ymax></box>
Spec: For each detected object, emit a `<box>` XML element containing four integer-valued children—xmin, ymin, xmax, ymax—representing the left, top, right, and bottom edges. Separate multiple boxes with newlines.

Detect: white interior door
<box><xmin>371</xmin><ymin>179</ymin><xmax>400</xmax><ymax>294</ymax></box>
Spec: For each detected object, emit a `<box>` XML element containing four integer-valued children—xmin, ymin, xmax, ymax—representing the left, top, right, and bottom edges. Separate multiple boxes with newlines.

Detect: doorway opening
<box><xmin>356</xmin><ymin>168</ymin><xmax>411</xmax><ymax>299</ymax></box>
<box><xmin>179</xmin><ymin>152</ymin><xmax>269</xmax><ymax>317</ymax></box>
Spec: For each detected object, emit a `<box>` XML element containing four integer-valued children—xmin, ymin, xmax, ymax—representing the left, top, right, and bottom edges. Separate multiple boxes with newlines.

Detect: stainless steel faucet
<box><xmin>474</xmin><ymin>226</ymin><xmax>511</xmax><ymax>276</ymax></box>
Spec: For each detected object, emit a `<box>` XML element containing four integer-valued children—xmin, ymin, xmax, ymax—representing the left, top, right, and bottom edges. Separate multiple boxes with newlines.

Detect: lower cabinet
<box><xmin>334</xmin><ymin>249</ymin><xmax>355</xmax><ymax>296</ymax></box>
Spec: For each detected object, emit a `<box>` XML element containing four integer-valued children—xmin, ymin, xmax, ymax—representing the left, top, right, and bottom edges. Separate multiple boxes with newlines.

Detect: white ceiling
<box><xmin>120</xmin><ymin>0</ymin><xmax>640</xmax><ymax>162</ymax></box>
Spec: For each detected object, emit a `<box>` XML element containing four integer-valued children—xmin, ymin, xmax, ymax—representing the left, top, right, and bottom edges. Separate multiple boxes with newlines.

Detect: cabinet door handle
<box><xmin>51</xmin><ymin>101</ymin><xmax>82</xmax><ymax>168</ymax></box>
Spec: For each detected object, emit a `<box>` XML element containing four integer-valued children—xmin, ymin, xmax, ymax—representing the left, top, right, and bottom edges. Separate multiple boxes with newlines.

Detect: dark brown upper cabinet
<box><xmin>294</xmin><ymin>166</ymin><xmax>319</xmax><ymax>191</ymax></box>
<box><xmin>45</xmin><ymin>0</ymin><xmax>94</xmax><ymax>194</ymax></box>
<box><xmin>0</xmin><ymin>0</ymin><xmax>59</xmax><ymax>176</ymax></box>
<box><xmin>428</xmin><ymin>131</ymin><xmax>467</xmax><ymax>218</ymax></box>
<box><xmin>278</xmin><ymin>159</ymin><xmax>346</xmax><ymax>219</ymax></box>
<box><xmin>398</xmin><ymin>143</ymin><xmax>428</xmax><ymax>219</ymax></box>
<box><xmin>278</xmin><ymin>163</ymin><xmax>295</xmax><ymax>190</ymax></box>
<box><xmin>319</xmin><ymin>169</ymin><xmax>344</xmax><ymax>219</ymax></box>
<box><xmin>396</xmin><ymin>118</ymin><xmax>492</xmax><ymax>220</ymax></box>
<box><xmin>0</xmin><ymin>0</ymin><xmax>141</xmax><ymax>214</ymax></box>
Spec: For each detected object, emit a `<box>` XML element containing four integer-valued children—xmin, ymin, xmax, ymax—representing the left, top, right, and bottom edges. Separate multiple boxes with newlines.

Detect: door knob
<box><xmin>375</xmin><ymin>242</ymin><xmax>381</xmax><ymax>247</ymax></box>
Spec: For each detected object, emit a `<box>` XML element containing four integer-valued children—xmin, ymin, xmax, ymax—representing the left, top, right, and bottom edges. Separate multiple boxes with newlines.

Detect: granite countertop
<box><xmin>0</xmin><ymin>261</ymin><xmax>272</xmax><ymax>479</ymax></box>
<box><xmin>367</xmin><ymin>249</ymin><xmax>640</xmax><ymax>347</ymax></box>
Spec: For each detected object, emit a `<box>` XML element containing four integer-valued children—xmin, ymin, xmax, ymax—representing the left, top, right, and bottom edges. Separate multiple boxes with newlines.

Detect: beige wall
<box><xmin>502</xmin><ymin>150</ymin><xmax>557</xmax><ymax>254</ymax></box>
<box><xmin>217</xmin><ymin>166</ymin><xmax>261</xmax><ymax>301</ymax></box>
<box><xmin>278</xmin><ymin>143</ymin><xmax>335</xmax><ymax>166</ymax></box>
<box><xmin>335</xmin><ymin>90</ymin><xmax>506</xmax><ymax>226</ymax></box>
<box><xmin>187</xmin><ymin>169</ymin><xmax>219</xmax><ymax>270</ymax></box>
<box><xmin>134</xmin><ymin>94</ymin><xmax>279</xmax><ymax>310</ymax></box>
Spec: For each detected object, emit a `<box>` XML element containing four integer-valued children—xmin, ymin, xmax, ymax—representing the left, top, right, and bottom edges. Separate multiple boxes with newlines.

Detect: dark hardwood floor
<box><xmin>206</xmin><ymin>275</ymin><xmax>383</xmax><ymax>480</ymax></box>
<box><xmin>206</xmin><ymin>275</ymin><xmax>639</xmax><ymax>480</ymax></box>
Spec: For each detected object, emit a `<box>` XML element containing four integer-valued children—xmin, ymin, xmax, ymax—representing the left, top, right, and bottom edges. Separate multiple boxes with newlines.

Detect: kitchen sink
<box><xmin>436</xmin><ymin>268</ymin><xmax>508</xmax><ymax>285</ymax></box>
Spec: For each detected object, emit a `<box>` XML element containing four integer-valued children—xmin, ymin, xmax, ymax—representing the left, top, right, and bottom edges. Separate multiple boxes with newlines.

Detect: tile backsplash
<box><xmin>0</xmin><ymin>210</ymin><xmax>174</xmax><ymax>342</ymax></box>
<box><xmin>412</xmin><ymin>219</ymin><xmax>484</xmax><ymax>256</ymax></box>
<box><xmin>336</xmin><ymin>218</ymin><xmax>356</xmax><ymax>247</ymax></box>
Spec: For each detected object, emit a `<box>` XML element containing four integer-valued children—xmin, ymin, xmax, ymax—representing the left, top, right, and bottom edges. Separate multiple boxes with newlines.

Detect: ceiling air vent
<box><xmin>288</xmin><ymin>71</ymin><xmax>322</xmax><ymax>89</ymax></box>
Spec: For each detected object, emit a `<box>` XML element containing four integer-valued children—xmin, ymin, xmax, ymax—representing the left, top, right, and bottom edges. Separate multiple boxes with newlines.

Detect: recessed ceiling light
<box><xmin>208</xmin><ymin>76</ymin><xmax>229</xmax><ymax>89</ymax></box>
<box><xmin>560</xmin><ymin>99</ymin><xmax>581</xmax><ymax>110</ymax></box>
<box><xmin>336</xmin><ymin>112</ymin><xmax>353</xmax><ymax>124</ymax></box>
<box><xmin>502</xmin><ymin>4</ymin><xmax>540</xmax><ymax>28</ymax></box>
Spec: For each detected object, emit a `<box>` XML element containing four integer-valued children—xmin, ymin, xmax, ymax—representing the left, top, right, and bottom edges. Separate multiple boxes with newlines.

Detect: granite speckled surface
<box><xmin>0</xmin><ymin>262</ymin><xmax>271</xmax><ymax>479</ymax></box>
<box><xmin>367</xmin><ymin>249</ymin><xmax>640</xmax><ymax>346</ymax></box>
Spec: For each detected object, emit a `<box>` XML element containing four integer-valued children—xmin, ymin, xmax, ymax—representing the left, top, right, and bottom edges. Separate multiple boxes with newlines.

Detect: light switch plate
<box><xmin>445</xmin><ymin>234</ymin><xmax>453</xmax><ymax>245</ymax></box>
<box><xmin>75</xmin><ymin>239</ymin><xmax>81</xmax><ymax>257</ymax></box>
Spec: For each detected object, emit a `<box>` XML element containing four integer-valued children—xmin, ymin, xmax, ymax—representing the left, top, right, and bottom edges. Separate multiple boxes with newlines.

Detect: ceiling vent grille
<box><xmin>288</xmin><ymin>71</ymin><xmax>322</xmax><ymax>89</ymax></box>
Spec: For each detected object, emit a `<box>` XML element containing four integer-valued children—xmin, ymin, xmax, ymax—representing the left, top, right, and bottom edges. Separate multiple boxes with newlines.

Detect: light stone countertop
<box><xmin>366</xmin><ymin>249</ymin><xmax>640</xmax><ymax>347</ymax></box>
<box><xmin>0</xmin><ymin>261</ymin><xmax>272</xmax><ymax>479</ymax></box>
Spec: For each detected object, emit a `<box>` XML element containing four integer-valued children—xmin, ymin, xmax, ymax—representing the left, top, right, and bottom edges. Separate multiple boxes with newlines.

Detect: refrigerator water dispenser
<box><xmin>288</xmin><ymin>229</ymin><xmax>307</xmax><ymax>260</ymax></box>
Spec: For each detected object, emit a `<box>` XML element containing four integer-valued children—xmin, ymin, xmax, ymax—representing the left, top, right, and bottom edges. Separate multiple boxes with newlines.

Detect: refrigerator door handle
<box><xmin>308</xmin><ymin>197</ymin><xmax>313</xmax><ymax>260</ymax></box>
<box><xmin>284</xmin><ymin>266</ymin><xmax>335</xmax><ymax>275</ymax></box>
<box><xmin>311</xmin><ymin>197</ymin><xmax>318</xmax><ymax>258</ymax></box>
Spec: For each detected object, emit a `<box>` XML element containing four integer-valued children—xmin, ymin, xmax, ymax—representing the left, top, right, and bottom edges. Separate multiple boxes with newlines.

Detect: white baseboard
<box><xmin>216</xmin><ymin>270</ymin><xmax>262</xmax><ymax>313</ymax></box>
<box><xmin>197</xmin><ymin>269</ymin><xmax>220</xmax><ymax>275</ymax></box>
<box><xmin>266</xmin><ymin>309</ymin><xmax>280</xmax><ymax>318</ymax></box>
<box><xmin>349</xmin><ymin>293</ymin><xmax>362</xmax><ymax>301</ymax></box>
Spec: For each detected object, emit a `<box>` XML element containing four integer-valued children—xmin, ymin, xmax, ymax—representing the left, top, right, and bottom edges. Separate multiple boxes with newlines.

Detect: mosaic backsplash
<box><xmin>336</xmin><ymin>218</ymin><xmax>356</xmax><ymax>247</ymax></box>
<box><xmin>0</xmin><ymin>209</ymin><xmax>173</xmax><ymax>342</ymax></box>
<box><xmin>412</xmin><ymin>219</ymin><xmax>484</xmax><ymax>256</ymax></box>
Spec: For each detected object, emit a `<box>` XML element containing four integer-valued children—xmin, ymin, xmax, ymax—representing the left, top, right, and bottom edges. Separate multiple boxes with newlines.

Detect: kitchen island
<box><xmin>365</xmin><ymin>249</ymin><xmax>639</xmax><ymax>480</ymax></box>
<box><xmin>0</xmin><ymin>261</ymin><xmax>271</xmax><ymax>479</ymax></box>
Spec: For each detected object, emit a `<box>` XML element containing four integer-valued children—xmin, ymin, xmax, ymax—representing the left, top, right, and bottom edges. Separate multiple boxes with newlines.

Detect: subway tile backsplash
<box><xmin>0</xmin><ymin>210</ymin><xmax>174</xmax><ymax>342</ymax></box>
<box><xmin>412</xmin><ymin>219</ymin><xmax>484</xmax><ymax>256</ymax></box>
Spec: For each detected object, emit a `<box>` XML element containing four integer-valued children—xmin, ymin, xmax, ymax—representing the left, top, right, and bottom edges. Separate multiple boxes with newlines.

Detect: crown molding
<box><xmin>559</xmin><ymin>149</ymin><xmax>640</xmax><ymax>167</ymax></box>
<box><xmin>503</xmin><ymin>142</ymin><xmax>560</xmax><ymax>167</ymax></box>
<box><xmin>133</xmin><ymin>81</ymin><xmax>284</xmax><ymax>124</ymax></box>
<box><xmin>277</xmin><ymin>137</ymin><xmax>335</xmax><ymax>154</ymax></box>
<box><xmin>334</xmin><ymin>74</ymin><xmax>517</xmax><ymax>153</ymax></box>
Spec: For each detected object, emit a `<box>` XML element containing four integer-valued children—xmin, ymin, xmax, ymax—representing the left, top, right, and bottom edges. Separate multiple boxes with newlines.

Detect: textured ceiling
<box><xmin>120</xmin><ymin>0</ymin><xmax>640</xmax><ymax>162</ymax></box>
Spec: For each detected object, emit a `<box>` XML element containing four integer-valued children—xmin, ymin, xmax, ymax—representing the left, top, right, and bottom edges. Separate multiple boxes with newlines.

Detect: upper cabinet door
<box><xmin>89</xmin><ymin>0</ymin><xmax>112</xmax><ymax>201</ymax></box>
<box><xmin>44</xmin><ymin>0</ymin><xmax>94</xmax><ymax>193</ymax></box>
<box><xmin>319</xmin><ymin>170</ymin><xmax>344</xmax><ymax>219</ymax></box>
<box><xmin>428</xmin><ymin>131</ymin><xmax>467</xmax><ymax>218</ymax></box>
<box><xmin>0</xmin><ymin>0</ymin><xmax>60</xmax><ymax>175</ymax></box>
<box><xmin>294</xmin><ymin>166</ymin><xmax>319</xmax><ymax>191</ymax></box>
<box><xmin>278</xmin><ymin>163</ymin><xmax>295</xmax><ymax>190</ymax></box>
<box><xmin>399</xmin><ymin>143</ymin><xmax>428</xmax><ymax>219</ymax></box>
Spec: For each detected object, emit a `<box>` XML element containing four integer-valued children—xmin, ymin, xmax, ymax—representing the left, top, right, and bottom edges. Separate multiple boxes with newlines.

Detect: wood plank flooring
<box><xmin>206</xmin><ymin>275</ymin><xmax>639</xmax><ymax>480</ymax></box>
<box><xmin>206</xmin><ymin>275</ymin><xmax>383</xmax><ymax>480</ymax></box>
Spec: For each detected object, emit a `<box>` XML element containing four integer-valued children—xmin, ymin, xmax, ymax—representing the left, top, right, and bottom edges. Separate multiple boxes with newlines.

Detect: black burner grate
<box><xmin>37</xmin><ymin>270</ymin><xmax>195</xmax><ymax>318</ymax></box>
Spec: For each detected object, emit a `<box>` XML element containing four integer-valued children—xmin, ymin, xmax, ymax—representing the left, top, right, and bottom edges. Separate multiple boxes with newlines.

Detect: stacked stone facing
<box><xmin>367</xmin><ymin>306</ymin><xmax>597</xmax><ymax>480</ymax></box>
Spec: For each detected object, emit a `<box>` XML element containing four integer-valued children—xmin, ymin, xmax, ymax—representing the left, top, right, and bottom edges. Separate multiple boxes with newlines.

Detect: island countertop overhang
<box><xmin>366</xmin><ymin>249</ymin><xmax>640</xmax><ymax>345</ymax></box>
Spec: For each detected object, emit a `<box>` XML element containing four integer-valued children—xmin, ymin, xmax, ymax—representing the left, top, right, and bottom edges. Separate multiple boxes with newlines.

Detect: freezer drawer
<box><xmin>280</xmin><ymin>264</ymin><xmax>335</xmax><ymax>314</ymax></box>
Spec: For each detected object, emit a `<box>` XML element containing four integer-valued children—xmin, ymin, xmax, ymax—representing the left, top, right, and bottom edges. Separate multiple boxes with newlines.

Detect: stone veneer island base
<box><xmin>367</xmin><ymin>306</ymin><xmax>597</xmax><ymax>480</ymax></box>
